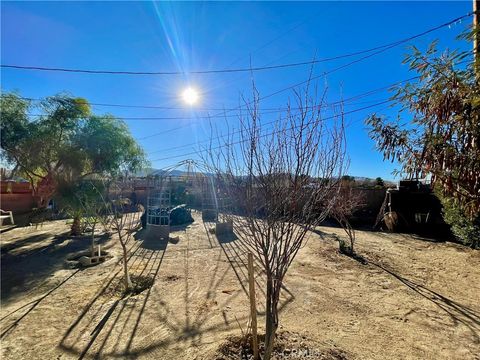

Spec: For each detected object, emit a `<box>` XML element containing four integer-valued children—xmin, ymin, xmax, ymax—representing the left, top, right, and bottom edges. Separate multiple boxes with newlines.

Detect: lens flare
<box><xmin>182</xmin><ymin>87</ymin><xmax>199</xmax><ymax>105</ymax></box>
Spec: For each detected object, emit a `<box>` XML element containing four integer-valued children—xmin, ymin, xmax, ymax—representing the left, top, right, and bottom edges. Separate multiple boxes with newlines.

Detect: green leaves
<box><xmin>365</xmin><ymin>39</ymin><xmax>480</xmax><ymax>223</ymax></box>
<box><xmin>0</xmin><ymin>91</ymin><xmax>147</xmax><ymax>207</ymax></box>
<box><xmin>75</xmin><ymin>115</ymin><xmax>146</xmax><ymax>175</ymax></box>
<box><xmin>0</xmin><ymin>93</ymin><xmax>30</xmax><ymax>156</ymax></box>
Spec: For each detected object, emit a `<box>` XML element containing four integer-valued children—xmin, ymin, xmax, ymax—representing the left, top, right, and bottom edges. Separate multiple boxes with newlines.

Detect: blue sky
<box><xmin>1</xmin><ymin>1</ymin><xmax>474</xmax><ymax>180</ymax></box>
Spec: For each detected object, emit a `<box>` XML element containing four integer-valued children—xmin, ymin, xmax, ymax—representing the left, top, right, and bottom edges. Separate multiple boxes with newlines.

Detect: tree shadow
<box><xmin>0</xmin><ymin>235</ymin><xmax>139</xmax><ymax>343</ymax></box>
<box><xmin>1</xmin><ymin>232</ymin><xmax>55</xmax><ymax>254</ymax></box>
<box><xmin>0</xmin><ymin>269</ymin><xmax>81</xmax><ymax>339</ymax></box>
<box><xmin>340</xmin><ymin>249</ymin><xmax>368</xmax><ymax>265</ymax></box>
<box><xmin>370</xmin><ymin>260</ymin><xmax>480</xmax><ymax>342</ymax></box>
<box><xmin>59</xmin><ymin>218</ymin><xmax>252</xmax><ymax>359</ymax></box>
<box><xmin>310</xmin><ymin>227</ymin><xmax>328</xmax><ymax>240</ymax></box>
<box><xmin>77</xmin><ymin>244</ymin><xmax>166</xmax><ymax>360</ymax></box>
<box><xmin>57</xmin><ymin>236</ymin><xmax>149</xmax><ymax>358</ymax></box>
<box><xmin>134</xmin><ymin>228</ymin><xmax>169</xmax><ymax>251</ymax></box>
<box><xmin>1</xmin><ymin>231</ymin><xmax>112</xmax><ymax>303</ymax></box>
<box><xmin>202</xmin><ymin>220</ymin><xmax>217</xmax><ymax>248</ymax></box>
<box><xmin>212</xmin><ymin>223</ymin><xmax>295</xmax><ymax>316</ymax></box>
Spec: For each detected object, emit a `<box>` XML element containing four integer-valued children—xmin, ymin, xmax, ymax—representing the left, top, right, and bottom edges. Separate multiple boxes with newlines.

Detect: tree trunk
<box><xmin>120</xmin><ymin>239</ymin><xmax>132</xmax><ymax>291</ymax></box>
<box><xmin>348</xmin><ymin>223</ymin><xmax>355</xmax><ymax>254</ymax></box>
<box><xmin>91</xmin><ymin>224</ymin><xmax>96</xmax><ymax>258</ymax></box>
<box><xmin>264</xmin><ymin>276</ymin><xmax>278</xmax><ymax>360</ymax></box>
<box><xmin>71</xmin><ymin>215</ymin><xmax>82</xmax><ymax>236</ymax></box>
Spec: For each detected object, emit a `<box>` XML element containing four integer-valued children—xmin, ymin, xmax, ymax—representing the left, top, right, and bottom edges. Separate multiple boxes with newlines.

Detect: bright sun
<box><xmin>182</xmin><ymin>87</ymin><xmax>199</xmax><ymax>105</ymax></box>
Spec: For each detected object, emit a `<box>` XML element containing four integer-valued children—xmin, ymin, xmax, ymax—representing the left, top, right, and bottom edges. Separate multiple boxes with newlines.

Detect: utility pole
<box><xmin>474</xmin><ymin>0</ymin><xmax>480</xmax><ymax>78</ymax></box>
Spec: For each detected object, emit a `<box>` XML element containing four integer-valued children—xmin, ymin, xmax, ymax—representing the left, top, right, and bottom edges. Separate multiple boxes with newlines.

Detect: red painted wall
<box><xmin>0</xmin><ymin>193</ymin><xmax>35</xmax><ymax>214</ymax></box>
<box><xmin>1</xmin><ymin>181</ymin><xmax>35</xmax><ymax>213</ymax></box>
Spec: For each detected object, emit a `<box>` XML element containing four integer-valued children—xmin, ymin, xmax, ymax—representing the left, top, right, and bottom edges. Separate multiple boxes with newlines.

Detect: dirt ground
<box><xmin>1</xmin><ymin>210</ymin><xmax>479</xmax><ymax>359</ymax></box>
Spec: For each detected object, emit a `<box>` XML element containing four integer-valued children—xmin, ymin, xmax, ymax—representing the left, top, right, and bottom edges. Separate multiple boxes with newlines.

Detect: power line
<box><xmin>21</xmin><ymin>96</ymin><xmax>202</xmax><ymax>111</ymax></box>
<box><xmin>139</xmin><ymin>40</ymin><xmax>471</xmax><ymax>139</ymax></box>
<box><xmin>1</xmin><ymin>12</ymin><xmax>471</xmax><ymax>76</ymax></box>
<box><xmin>20</xmin><ymin>96</ymin><xmax>331</xmax><ymax>112</ymax></box>
<box><xmin>22</xmin><ymin>76</ymin><xmax>410</xmax><ymax>123</ymax></box>
<box><xmin>145</xmin><ymin>98</ymin><xmax>389</xmax><ymax>156</ymax></box>
<box><xmin>147</xmin><ymin>99</ymin><xmax>392</xmax><ymax>163</ymax></box>
<box><xmin>146</xmin><ymin>51</ymin><xmax>473</xmax><ymax>161</ymax></box>
<box><xmin>16</xmin><ymin>11</ymin><xmax>318</xmax><ymax>112</ymax></box>
<box><xmin>137</xmin><ymin>75</ymin><xmax>419</xmax><ymax>140</ymax></box>
<box><xmin>135</xmin><ymin>11</ymin><xmax>472</xmax><ymax>139</ymax></box>
<box><xmin>24</xmin><ymin>96</ymin><xmax>383</xmax><ymax>121</ymax></box>
<box><xmin>24</xmin><ymin>95</ymin><xmax>387</xmax><ymax>121</ymax></box>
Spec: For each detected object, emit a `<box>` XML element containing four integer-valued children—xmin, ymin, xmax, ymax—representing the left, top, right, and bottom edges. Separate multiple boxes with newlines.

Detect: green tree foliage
<box><xmin>0</xmin><ymin>92</ymin><xmax>147</xmax><ymax>206</ymax></box>
<box><xmin>56</xmin><ymin>180</ymin><xmax>109</xmax><ymax>236</ymax></box>
<box><xmin>375</xmin><ymin>177</ymin><xmax>385</xmax><ymax>187</ymax></box>
<box><xmin>341</xmin><ymin>175</ymin><xmax>355</xmax><ymax>182</ymax></box>
<box><xmin>436</xmin><ymin>190</ymin><xmax>479</xmax><ymax>249</ymax></box>
<box><xmin>366</xmin><ymin>40</ymin><xmax>479</xmax><ymax>246</ymax></box>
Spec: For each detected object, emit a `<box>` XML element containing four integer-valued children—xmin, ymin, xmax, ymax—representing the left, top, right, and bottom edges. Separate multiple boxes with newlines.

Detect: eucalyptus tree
<box><xmin>366</xmin><ymin>40</ymin><xmax>480</xmax><ymax>247</ymax></box>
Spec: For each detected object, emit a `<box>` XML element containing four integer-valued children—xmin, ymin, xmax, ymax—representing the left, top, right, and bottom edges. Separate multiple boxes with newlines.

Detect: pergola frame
<box><xmin>145</xmin><ymin>159</ymin><xmax>233</xmax><ymax>239</ymax></box>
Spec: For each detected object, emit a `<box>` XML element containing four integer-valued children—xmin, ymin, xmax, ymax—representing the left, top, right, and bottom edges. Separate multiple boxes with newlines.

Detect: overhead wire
<box><xmin>145</xmin><ymin>53</ymin><xmax>473</xmax><ymax>159</ymax></box>
<box><xmin>8</xmin><ymin>12</ymin><xmax>473</xmax><ymax>158</ymax></box>
<box><xmin>134</xmin><ymin>13</ymin><xmax>471</xmax><ymax>139</ymax></box>
<box><xmin>145</xmin><ymin>97</ymin><xmax>390</xmax><ymax>157</ymax></box>
<box><xmin>147</xmin><ymin>99</ymin><xmax>393</xmax><ymax>163</ymax></box>
<box><xmin>136</xmin><ymin>75</ymin><xmax>420</xmax><ymax>140</ymax></box>
<box><xmin>0</xmin><ymin>12</ymin><xmax>471</xmax><ymax>76</ymax></box>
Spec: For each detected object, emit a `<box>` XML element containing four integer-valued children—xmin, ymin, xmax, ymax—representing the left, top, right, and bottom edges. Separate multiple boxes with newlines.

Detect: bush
<box><xmin>338</xmin><ymin>238</ymin><xmax>353</xmax><ymax>255</ymax></box>
<box><xmin>438</xmin><ymin>194</ymin><xmax>480</xmax><ymax>249</ymax></box>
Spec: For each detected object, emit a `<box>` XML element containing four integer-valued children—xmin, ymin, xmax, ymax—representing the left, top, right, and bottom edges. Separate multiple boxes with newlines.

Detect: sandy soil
<box><xmin>1</xmin><ymin>211</ymin><xmax>479</xmax><ymax>359</ymax></box>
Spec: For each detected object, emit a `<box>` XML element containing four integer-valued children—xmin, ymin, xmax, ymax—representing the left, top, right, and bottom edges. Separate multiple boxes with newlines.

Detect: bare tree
<box><xmin>103</xmin><ymin>180</ymin><xmax>144</xmax><ymax>291</ymax></box>
<box><xmin>330</xmin><ymin>180</ymin><xmax>365</xmax><ymax>256</ymax></box>
<box><xmin>76</xmin><ymin>192</ymin><xmax>108</xmax><ymax>258</ymax></box>
<box><xmin>206</xmin><ymin>82</ymin><xmax>346</xmax><ymax>359</ymax></box>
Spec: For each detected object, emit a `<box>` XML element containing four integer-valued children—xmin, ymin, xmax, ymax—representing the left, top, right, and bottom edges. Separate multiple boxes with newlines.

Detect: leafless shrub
<box><xmin>205</xmin><ymin>81</ymin><xmax>346</xmax><ymax>359</ymax></box>
<box><xmin>330</xmin><ymin>181</ymin><xmax>365</xmax><ymax>256</ymax></box>
<box><xmin>97</xmin><ymin>180</ymin><xmax>144</xmax><ymax>291</ymax></box>
<box><xmin>76</xmin><ymin>194</ymin><xmax>108</xmax><ymax>258</ymax></box>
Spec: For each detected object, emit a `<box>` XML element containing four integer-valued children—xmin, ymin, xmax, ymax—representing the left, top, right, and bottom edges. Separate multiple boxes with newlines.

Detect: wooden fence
<box><xmin>0</xmin><ymin>181</ymin><xmax>36</xmax><ymax>214</ymax></box>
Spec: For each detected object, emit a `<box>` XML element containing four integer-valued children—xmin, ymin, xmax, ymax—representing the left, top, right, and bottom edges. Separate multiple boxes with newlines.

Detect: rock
<box><xmin>79</xmin><ymin>256</ymin><xmax>92</xmax><ymax>267</ymax></box>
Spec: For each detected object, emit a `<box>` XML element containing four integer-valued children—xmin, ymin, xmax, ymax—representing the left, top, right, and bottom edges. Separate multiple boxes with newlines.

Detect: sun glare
<box><xmin>181</xmin><ymin>87</ymin><xmax>199</xmax><ymax>105</ymax></box>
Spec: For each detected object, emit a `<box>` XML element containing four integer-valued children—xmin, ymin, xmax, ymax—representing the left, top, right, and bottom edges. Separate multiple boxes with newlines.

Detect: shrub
<box><xmin>438</xmin><ymin>193</ymin><xmax>480</xmax><ymax>249</ymax></box>
<box><xmin>338</xmin><ymin>238</ymin><xmax>353</xmax><ymax>255</ymax></box>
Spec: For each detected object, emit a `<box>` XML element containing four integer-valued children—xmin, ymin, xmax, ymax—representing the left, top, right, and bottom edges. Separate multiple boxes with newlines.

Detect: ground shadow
<box><xmin>134</xmin><ymin>228</ymin><xmax>169</xmax><ymax>251</ymax></box>
<box><xmin>0</xmin><ymin>269</ymin><xmax>81</xmax><ymax>339</ymax></box>
<box><xmin>0</xmin><ymin>225</ymin><xmax>17</xmax><ymax>234</ymax></box>
<box><xmin>370</xmin><ymin>260</ymin><xmax>480</xmax><ymax>342</ymax></box>
<box><xmin>1</xmin><ymin>232</ymin><xmax>53</xmax><ymax>254</ymax></box>
<box><xmin>1</xmin><ymin>231</ymin><xmax>111</xmax><ymax>303</ymax></box>
<box><xmin>170</xmin><ymin>222</ymin><xmax>195</xmax><ymax>232</ymax></box>
<box><xmin>310</xmin><ymin>227</ymin><xmax>329</xmax><ymax>240</ymax></box>
<box><xmin>341</xmin><ymin>250</ymin><xmax>368</xmax><ymax>265</ymax></box>
<box><xmin>58</xmin><ymin>219</ymin><xmax>251</xmax><ymax>359</ymax></box>
<box><xmin>57</xmin><ymin>235</ymin><xmax>150</xmax><ymax>357</ymax></box>
<box><xmin>212</xmin><ymin>223</ymin><xmax>295</xmax><ymax>315</ymax></box>
<box><xmin>216</xmin><ymin>231</ymin><xmax>238</xmax><ymax>244</ymax></box>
